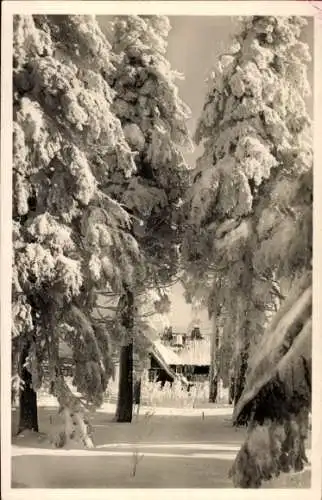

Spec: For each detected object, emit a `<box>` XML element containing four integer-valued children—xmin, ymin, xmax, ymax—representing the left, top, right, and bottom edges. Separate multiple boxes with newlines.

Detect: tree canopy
<box><xmin>180</xmin><ymin>15</ymin><xmax>313</xmax><ymax>487</ymax></box>
<box><xmin>12</xmin><ymin>13</ymin><xmax>193</xmax><ymax>436</ymax></box>
<box><xmin>12</xmin><ymin>15</ymin><xmax>145</xmax><ymax>423</ymax></box>
<box><xmin>107</xmin><ymin>15</ymin><xmax>192</xmax><ymax>285</ymax></box>
<box><xmin>182</xmin><ymin>16</ymin><xmax>312</xmax><ymax>397</ymax></box>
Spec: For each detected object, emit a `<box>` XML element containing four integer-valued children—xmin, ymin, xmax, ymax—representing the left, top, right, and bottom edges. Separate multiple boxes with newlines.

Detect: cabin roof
<box><xmin>151</xmin><ymin>340</ymin><xmax>183</xmax><ymax>366</ymax></box>
<box><xmin>178</xmin><ymin>340</ymin><xmax>211</xmax><ymax>366</ymax></box>
<box><xmin>149</xmin><ymin>340</ymin><xmax>190</xmax><ymax>387</ymax></box>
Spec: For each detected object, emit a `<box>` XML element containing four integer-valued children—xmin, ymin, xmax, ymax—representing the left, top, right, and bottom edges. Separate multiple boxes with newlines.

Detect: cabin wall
<box><xmin>148</xmin><ymin>354</ymin><xmax>178</xmax><ymax>385</ymax></box>
<box><xmin>183</xmin><ymin>365</ymin><xmax>210</xmax><ymax>382</ymax></box>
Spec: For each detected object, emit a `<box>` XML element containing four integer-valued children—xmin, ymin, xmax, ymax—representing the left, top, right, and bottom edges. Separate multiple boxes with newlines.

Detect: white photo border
<box><xmin>1</xmin><ymin>2</ymin><xmax>321</xmax><ymax>499</ymax></box>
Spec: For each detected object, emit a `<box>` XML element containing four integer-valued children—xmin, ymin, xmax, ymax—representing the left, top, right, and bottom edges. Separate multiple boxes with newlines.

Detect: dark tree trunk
<box><xmin>18</xmin><ymin>341</ymin><xmax>38</xmax><ymax>434</ymax></box>
<box><xmin>233</xmin><ymin>251</ymin><xmax>253</xmax><ymax>410</ymax></box>
<box><xmin>233</xmin><ymin>343</ymin><xmax>249</xmax><ymax>408</ymax></box>
<box><xmin>229</xmin><ymin>376</ymin><xmax>235</xmax><ymax>405</ymax></box>
<box><xmin>115</xmin><ymin>343</ymin><xmax>133</xmax><ymax>422</ymax></box>
<box><xmin>115</xmin><ymin>289</ymin><xmax>134</xmax><ymax>423</ymax></box>
<box><xmin>209</xmin><ymin>318</ymin><xmax>221</xmax><ymax>403</ymax></box>
<box><xmin>209</xmin><ymin>373</ymin><xmax>218</xmax><ymax>403</ymax></box>
<box><xmin>133</xmin><ymin>378</ymin><xmax>141</xmax><ymax>405</ymax></box>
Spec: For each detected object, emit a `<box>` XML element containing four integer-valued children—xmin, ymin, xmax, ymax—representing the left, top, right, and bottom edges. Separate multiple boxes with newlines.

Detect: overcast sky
<box><xmin>166</xmin><ymin>16</ymin><xmax>313</xmax><ymax>168</ymax></box>
<box><xmin>99</xmin><ymin>15</ymin><xmax>314</xmax><ymax>334</ymax></box>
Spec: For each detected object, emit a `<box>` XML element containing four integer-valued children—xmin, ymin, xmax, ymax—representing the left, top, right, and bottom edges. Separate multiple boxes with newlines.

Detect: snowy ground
<box><xmin>11</xmin><ymin>400</ymin><xmax>311</xmax><ymax>489</ymax></box>
<box><xmin>32</xmin><ymin>392</ymin><xmax>233</xmax><ymax>416</ymax></box>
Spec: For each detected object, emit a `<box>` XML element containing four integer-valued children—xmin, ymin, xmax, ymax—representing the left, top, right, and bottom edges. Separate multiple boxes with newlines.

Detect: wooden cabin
<box><xmin>148</xmin><ymin>338</ymin><xmax>211</xmax><ymax>385</ymax></box>
<box><xmin>178</xmin><ymin>340</ymin><xmax>211</xmax><ymax>382</ymax></box>
<box><xmin>148</xmin><ymin>340</ymin><xmax>188</xmax><ymax>387</ymax></box>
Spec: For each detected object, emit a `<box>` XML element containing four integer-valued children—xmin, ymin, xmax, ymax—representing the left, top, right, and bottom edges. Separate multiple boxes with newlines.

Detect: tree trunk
<box><xmin>116</xmin><ymin>343</ymin><xmax>133</xmax><ymax>422</ymax></box>
<box><xmin>209</xmin><ymin>327</ymin><xmax>217</xmax><ymax>403</ymax></box>
<box><xmin>209</xmin><ymin>373</ymin><xmax>218</xmax><ymax>403</ymax></box>
<box><xmin>229</xmin><ymin>373</ymin><xmax>235</xmax><ymax>405</ymax></box>
<box><xmin>209</xmin><ymin>313</ymin><xmax>220</xmax><ymax>403</ymax></box>
<box><xmin>233</xmin><ymin>342</ymin><xmax>249</xmax><ymax>407</ymax></box>
<box><xmin>133</xmin><ymin>378</ymin><xmax>142</xmax><ymax>406</ymax></box>
<box><xmin>232</xmin><ymin>250</ymin><xmax>254</xmax><ymax>409</ymax></box>
<box><xmin>18</xmin><ymin>340</ymin><xmax>38</xmax><ymax>434</ymax></box>
<box><xmin>115</xmin><ymin>289</ymin><xmax>134</xmax><ymax>423</ymax></box>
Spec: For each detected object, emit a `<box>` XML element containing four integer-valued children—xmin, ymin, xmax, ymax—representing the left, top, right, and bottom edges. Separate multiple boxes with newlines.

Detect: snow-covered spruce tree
<box><xmin>103</xmin><ymin>15</ymin><xmax>192</xmax><ymax>421</ymax></box>
<box><xmin>182</xmin><ymin>16</ymin><xmax>312</xmax><ymax>405</ymax></box>
<box><xmin>230</xmin><ymin>268</ymin><xmax>312</xmax><ymax>487</ymax></box>
<box><xmin>12</xmin><ymin>15</ymin><xmax>143</xmax><ymax>445</ymax></box>
<box><xmin>230</xmin><ymin>138</ymin><xmax>312</xmax><ymax>486</ymax></box>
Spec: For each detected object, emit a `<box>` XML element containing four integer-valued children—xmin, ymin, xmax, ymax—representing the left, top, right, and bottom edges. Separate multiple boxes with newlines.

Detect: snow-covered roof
<box><xmin>149</xmin><ymin>340</ymin><xmax>189</xmax><ymax>387</ymax></box>
<box><xmin>151</xmin><ymin>340</ymin><xmax>183</xmax><ymax>366</ymax></box>
<box><xmin>178</xmin><ymin>340</ymin><xmax>211</xmax><ymax>366</ymax></box>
